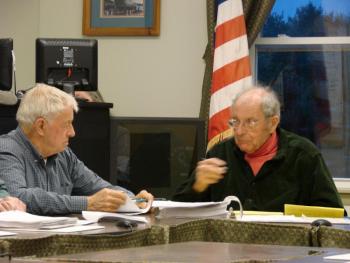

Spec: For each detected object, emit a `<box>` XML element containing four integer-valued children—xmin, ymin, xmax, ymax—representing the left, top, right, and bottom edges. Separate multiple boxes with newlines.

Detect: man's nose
<box><xmin>234</xmin><ymin>124</ymin><xmax>245</xmax><ymax>135</ymax></box>
<box><xmin>69</xmin><ymin>126</ymin><xmax>75</xmax><ymax>138</ymax></box>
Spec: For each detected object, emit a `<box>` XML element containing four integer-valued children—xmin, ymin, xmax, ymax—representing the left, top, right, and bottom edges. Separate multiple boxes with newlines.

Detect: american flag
<box><xmin>207</xmin><ymin>0</ymin><xmax>252</xmax><ymax>150</ymax></box>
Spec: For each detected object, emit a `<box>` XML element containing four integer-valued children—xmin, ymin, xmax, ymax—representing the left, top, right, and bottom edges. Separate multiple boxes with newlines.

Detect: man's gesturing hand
<box><xmin>192</xmin><ymin>158</ymin><xmax>227</xmax><ymax>193</ymax></box>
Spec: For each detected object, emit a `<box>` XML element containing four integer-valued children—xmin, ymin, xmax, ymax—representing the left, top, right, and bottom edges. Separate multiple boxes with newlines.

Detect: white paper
<box><xmin>0</xmin><ymin>211</ymin><xmax>77</xmax><ymax>229</ymax></box>
<box><xmin>238</xmin><ymin>215</ymin><xmax>350</xmax><ymax>224</ymax></box>
<box><xmin>82</xmin><ymin>211</ymin><xmax>148</xmax><ymax>224</ymax></box>
<box><xmin>153</xmin><ymin>196</ymin><xmax>241</xmax><ymax>218</ymax></box>
<box><xmin>45</xmin><ymin>225</ymin><xmax>105</xmax><ymax>233</ymax></box>
<box><xmin>2</xmin><ymin>224</ymin><xmax>105</xmax><ymax>233</ymax></box>
<box><xmin>117</xmin><ymin>195</ymin><xmax>152</xmax><ymax>215</ymax></box>
<box><xmin>0</xmin><ymin>230</ymin><xmax>16</xmax><ymax>236</ymax></box>
<box><xmin>153</xmin><ymin>200</ymin><xmax>224</xmax><ymax>208</ymax></box>
<box><xmin>324</xmin><ymin>253</ymin><xmax>350</xmax><ymax>261</ymax></box>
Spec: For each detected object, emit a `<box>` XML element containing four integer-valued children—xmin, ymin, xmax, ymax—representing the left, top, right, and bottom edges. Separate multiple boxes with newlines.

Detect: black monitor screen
<box><xmin>36</xmin><ymin>38</ymin><xmax>97</xmax><ymax>91</ymax></box>
<box><xmin>0</xmin><ymin>38</ymin><xmax>13</xmax><ymax>91</ymax></box>
<box><xmin>110</xmin><ymin>117</ymin><xmax>206</xmax><ymax>199</ymax></box>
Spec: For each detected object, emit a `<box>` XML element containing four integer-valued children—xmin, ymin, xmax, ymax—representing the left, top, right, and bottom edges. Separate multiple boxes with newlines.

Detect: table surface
<box><xmin>2</xmin><ymin>213</ymin><xmax>350</xmax><ymax>239</ymax></box>
<box><xmin>9</xmin><ymin>241</ymin><xmax>350</xmax><ymax>263</ymax></box>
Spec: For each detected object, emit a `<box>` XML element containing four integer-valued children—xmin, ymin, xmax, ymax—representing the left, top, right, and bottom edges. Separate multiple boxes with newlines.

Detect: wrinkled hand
<box><xmin>193</xmin><ymin>158</ymin><xmax>227</xmax><ymax>193</ymax></box>
<box><xmin>87</xmin><ymin>188</ymin><xmax>126</xmax><ymax>212</ymax></box>
<box><xmin>135</xmin><ymin>190</ymin><xmax>153</xmax><ymax>209</ymax></box>
<box><xmin>0</xmin><ymin>196</ymin><xmax>26</xmax><ymax>212</ymax></box>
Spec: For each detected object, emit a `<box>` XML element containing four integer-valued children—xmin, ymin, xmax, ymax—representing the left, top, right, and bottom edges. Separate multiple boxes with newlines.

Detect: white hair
<box><xmin>232</xmin><ymin>85</ymin><xmax>281</xmax><ymax>117</ymax></box>
<box><xmin>16</xmin><ymin>83</ymin><xmax>78</xmax><ymax>126</ymax></box>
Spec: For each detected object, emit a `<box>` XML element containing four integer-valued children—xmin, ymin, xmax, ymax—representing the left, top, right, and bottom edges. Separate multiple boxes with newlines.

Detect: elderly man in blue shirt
<box><xmin>0</xmin><ymin>84</ymin><xmax>152</xmax><ymax>215</ymax></box>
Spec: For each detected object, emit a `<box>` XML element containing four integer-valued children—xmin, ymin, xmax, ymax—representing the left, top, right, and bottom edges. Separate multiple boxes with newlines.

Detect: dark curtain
<box><xmin>199</xmin><ymin>0</ymin><xmax>275</xmax><ymax>143</ymax></box>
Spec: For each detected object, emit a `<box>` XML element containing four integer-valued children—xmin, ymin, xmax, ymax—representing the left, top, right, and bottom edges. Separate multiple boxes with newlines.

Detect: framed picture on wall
<box><xmin>83</xmin><ymin>0</ymin><xmax>160</xmax><ymax>36</ymax></box>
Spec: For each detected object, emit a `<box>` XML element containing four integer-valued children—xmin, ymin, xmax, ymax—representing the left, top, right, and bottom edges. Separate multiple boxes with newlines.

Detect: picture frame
<box><xmin>83</xmin><ymin>0</ymin><xmax>160</xmax><ymax>36</ymax></box>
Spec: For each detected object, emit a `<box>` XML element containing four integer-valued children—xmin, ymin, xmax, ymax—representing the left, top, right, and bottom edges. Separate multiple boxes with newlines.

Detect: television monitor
<box><xmin>110</xmin><ymin>117</ymin><xmax>206</xmax><ymax>199</ymax></box>
<box><xmin>0</xmin><ymin>38</ymin><xmax>13</xmax><ymax>91</ymax></box>
<box><xmin>36</xmin><ymin>38</ymin><xmax>98</xmax><ymax>92</ymax></box>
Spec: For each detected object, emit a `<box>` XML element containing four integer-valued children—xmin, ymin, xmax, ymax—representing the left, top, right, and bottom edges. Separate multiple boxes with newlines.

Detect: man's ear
<box><xmin>33</xmin><ymin>117</ymin><xmax>46</xmax><ymax>136</ymax></box>
<box><xmin>270</xmin><ymin>115</ymin><xmax>280</xmax><ymax>131</ymax></box>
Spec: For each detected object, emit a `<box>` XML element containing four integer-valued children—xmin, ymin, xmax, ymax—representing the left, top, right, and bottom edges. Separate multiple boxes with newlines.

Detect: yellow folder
<box><xmin>284</xmin><ymin>204</ymin><xmax>344</xmax><ymax>218</ymax></box>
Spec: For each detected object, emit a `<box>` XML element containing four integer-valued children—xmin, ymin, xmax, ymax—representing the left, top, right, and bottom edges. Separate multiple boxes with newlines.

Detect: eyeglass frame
<box><xmin>227</xmin><ymin>117</ymin><xmax>261</xmax><ymax>130</ymax></box>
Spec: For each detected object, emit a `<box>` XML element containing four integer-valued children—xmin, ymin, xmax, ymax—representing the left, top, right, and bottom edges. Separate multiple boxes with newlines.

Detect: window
<box><xmin>253</xmin><ymin>0</ymin><xmax>350</xmax><ymax>192</ymax></box>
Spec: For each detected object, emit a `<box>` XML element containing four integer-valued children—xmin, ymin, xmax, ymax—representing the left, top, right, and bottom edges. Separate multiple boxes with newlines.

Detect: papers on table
<box><xmin>237</xmin><ymin>215</ymin><xmax>350</xmax><ymax>224</ymax></box>
<box><xmin>117</xmin><ymin>195</ymin><xmax>152</xmax><ymax>215</ymax></box>
<box><xmin>82</xmin><ymin>195</ymin><xmax>153</xmax><ymax>224</ymax></box>
<box><xmin>21</xmin><ymin>223</ymin><xmax>105</xmax><ymax>233</ymax></box>
<box><xmin>152</xmin><ymin>196</ymin><xmax>242</xmax><ymax>218</ymax></box>
<box><xmin>82</xmin><ymin>211</ymin><xmax>148</xmax><ymax>224</ymax></box>
<box><xmin>7</xmin><ymin>224</ymin><xmax>105</xmax><ymax>233</ymax></box>
<box><xmin>324</xmin><ymin>253</ymin><xmax>350</xmax><ymax>261</ymax></box>
<box><xmin>0</xmin><ymin>230</ymin><xmax>16</xmax><ymax>236</ymax></box>
<box><xmin>0</xmin><ymin>211</ymin><xmax>77</xmax><ymax>229</ymax></box>
<box><xmin>231</xmin><ymin>211</ymin><xmax>284</xmax><ymax>217</ymax></box>
<box><xmin>0</xmin><ymin>211</ymin><xmax>106</xmax><ymax>233</ymax></box>
<box><xmin>0</xmin><ymin>212</ymin><xmax>105</xmax><ymax>233</ymax></box>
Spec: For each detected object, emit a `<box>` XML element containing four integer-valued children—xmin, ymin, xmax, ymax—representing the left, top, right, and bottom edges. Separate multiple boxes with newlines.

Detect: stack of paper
<box><xmin>82</xmin><ymin>211</ymin><xmax>148</xmax><ymax>224</ymax></box>
<box><xmin>152</xmin><ymin>196</ymin><xmax>242</xmax><ymax>218</ymax></box>
<box><xmin>81</xmin><ymin>196</ymin><xmax>153</xmax><ymax>224</ymax></box>
<box><xmin>117</xmin><ymin>195</ymin><xmax>152</xmax><ymax>215</ymax></box>
<box><xmin>0</xmin><ymin>211</ymin><xmax>77</xmax><ymax>229</ymax></box>
<box><xmin>238</xmin><ymin>215</ymin><xmax>350</xmax><ymax>224</ymax></box>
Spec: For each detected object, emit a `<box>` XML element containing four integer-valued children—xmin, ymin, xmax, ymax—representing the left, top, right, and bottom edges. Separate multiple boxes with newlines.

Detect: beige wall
<box><xmin>0</xmin><ymin>0</ymin><xmax>207</xmax><ymax>117</ymax></box>
<box><xmin>0</xmin><ymin>0</ymin><xmax>39</xmax><ymax>90</ymax></box>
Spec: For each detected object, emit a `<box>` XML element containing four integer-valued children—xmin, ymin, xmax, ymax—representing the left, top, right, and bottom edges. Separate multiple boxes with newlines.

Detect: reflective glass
<box><xmin>256</xmin><ymin>44</ymin><xmax>350</xmax><ymax>178</ymax></box>
<box><xmin>262</xmin><ymin>0</ymin><xmax>350</xmax><ymax>37</ymax></box>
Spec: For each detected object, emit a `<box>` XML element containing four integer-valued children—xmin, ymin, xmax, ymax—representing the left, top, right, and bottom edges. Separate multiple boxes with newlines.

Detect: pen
<box><xmin>132</xmin><ymin>197</ymin><xmax>167</xmax><ymax>203</ymax></box>
<box><xmin>132</xmin><ymin>198</ymin><xmax>148</xmax><ymax>203</ymax></box>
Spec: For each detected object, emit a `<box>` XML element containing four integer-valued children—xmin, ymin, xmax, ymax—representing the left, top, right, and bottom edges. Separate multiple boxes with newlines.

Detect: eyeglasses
<box><xmin>228</xmin><ymin>118</ymin><xmax>259</xmax><ymax>130</ymax></box>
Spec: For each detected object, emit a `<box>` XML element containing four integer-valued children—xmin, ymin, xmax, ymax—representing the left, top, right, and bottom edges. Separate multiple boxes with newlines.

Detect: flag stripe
<box><xmin>209</xmin><ymin>76</ymin><xmax>252</xmax><ymax>118</ymax></box>
<box><xmin>216</xmin><ymin>0</ymin><xmax>244</xmax><ymax>27</ymax></box>
<box><xmin>211</xmin><ymin>56</ymin><xmax>251</xmax><ymax>93</ymax></box>
<box><xmin>215</xmin><ymin>16</ymin><xmax>246</xmax><ymax>48</ymax></box>
<box><xmin>213</xmin><ymin>35</ymin><xmax>249</xmax><ymax>71</ymax></box>
<box><xmin>208</xmin><ymin>107</ymin><xmax>232</xmax><ymax>140</ymax></box>
<box><xmin>207</xmin><ymin>0</ymin><xmax>252</xmax><ymax>149</ymax></box>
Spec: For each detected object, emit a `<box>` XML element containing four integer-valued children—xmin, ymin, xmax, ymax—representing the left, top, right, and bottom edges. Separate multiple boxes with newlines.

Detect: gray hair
<box><xmin>232</xmin><ymin>85</ymin><xmax>281</xmax><ymax>117</ymax></box>
<box><xmin>16</xmin><ymin>83</ymin><xmax>78</xmax><ymax>126</ymax></box>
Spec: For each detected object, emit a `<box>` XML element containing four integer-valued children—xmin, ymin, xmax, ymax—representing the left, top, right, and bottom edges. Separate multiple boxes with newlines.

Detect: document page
<box><xmin>0</xmin><ymin>230</ymin><xmax>16</xmax><ymax>236</ymax></box>
<box><xmin>238</xmin><ymin>215</ymin><xmax>350</xmax><ymax>224</ymax></box>
<box><xmin>117</xmin><ymin>195</ymin><xmax>152</xmax><ymax>215</ymax></box>
<box><xmin>82</xmin><ymin>211</ymin><xmax>148</xmax><ymax>224</ymax></box>
<box><xmin>0</xmin><ymin>211</ymin><xmax>77</xmax><ymax>229</ymax></box>
<box><xmin>324</xmin><ymin>253</ymin><xmax>350</xmax><ymax>261</ymax></box>
<box><xmin>152</xmin><ymin>196</ymin><xmax>242</xmax><ymax>218</ymax></box>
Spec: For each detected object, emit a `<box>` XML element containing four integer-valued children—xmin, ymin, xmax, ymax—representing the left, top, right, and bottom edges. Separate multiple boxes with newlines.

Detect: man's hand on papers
<box><xmin>0</xmin><ymin>196</ymin><xmax>26</xmax><ymax>212</ymax></box>
<box><xmin>134</xmin><ymin>190</ymin><xmax>153</xmax><ymax>209</ymax></box>
<box><xmin>193</xmin><ymin>158</ymin><xmax>227</xmax><ymax>193</ymax></box>
<box><xmin>87</xmin><ymin>188</ymin><xmax>127</xmax><ymax>212</ymax></box>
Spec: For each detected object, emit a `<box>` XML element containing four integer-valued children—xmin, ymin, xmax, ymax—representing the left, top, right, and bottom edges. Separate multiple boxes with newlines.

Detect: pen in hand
<box><xmin>132</xmin><ymin>197</ymin><xmax>166</xmax><ymax>203</ymax></box>
<box><xmin>132</xmin><ymin>198</ymin><xmax>148</xmax><ymax>203</ymax></box>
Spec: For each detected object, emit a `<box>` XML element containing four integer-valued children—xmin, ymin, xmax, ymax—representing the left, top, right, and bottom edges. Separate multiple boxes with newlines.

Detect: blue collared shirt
<box><xmin>0</xmin><ymin>127</ymin><xmax>133</xmax><ymax>215</ymax></box>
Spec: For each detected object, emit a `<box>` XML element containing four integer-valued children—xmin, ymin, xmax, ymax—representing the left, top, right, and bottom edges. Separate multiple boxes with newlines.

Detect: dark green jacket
<box><xmin>173</xmin><ymin>128</ymin><xmax>343</xmax><ymax>212</ymax></box>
